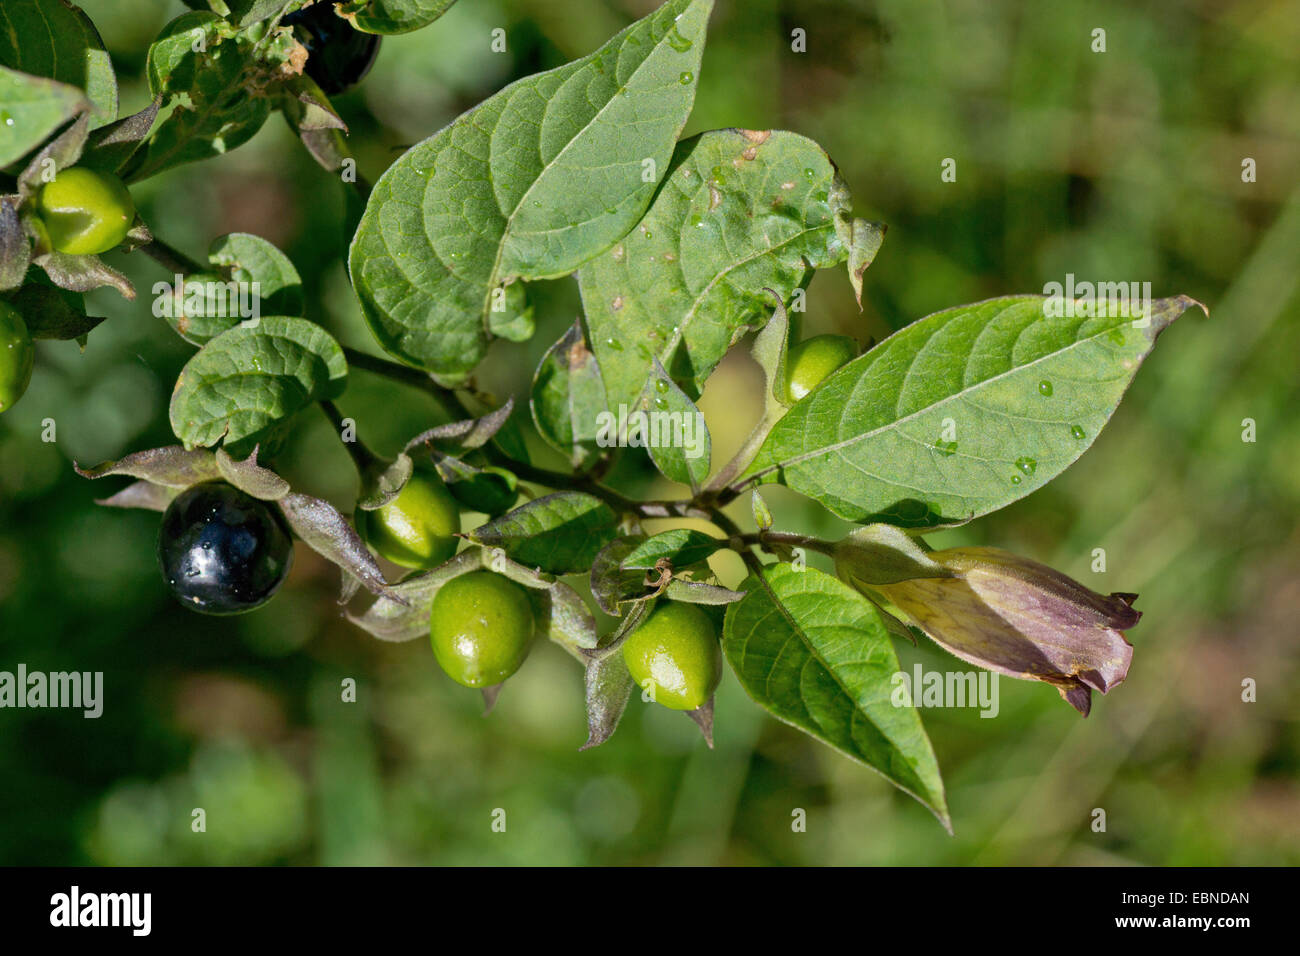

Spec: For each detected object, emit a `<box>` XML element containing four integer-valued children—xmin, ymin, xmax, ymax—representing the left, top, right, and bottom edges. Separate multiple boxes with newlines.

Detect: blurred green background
<box><xmin>1</xmin><ymin>0</ymin><xmax>1298</xmax><ymax>865</ymax></box>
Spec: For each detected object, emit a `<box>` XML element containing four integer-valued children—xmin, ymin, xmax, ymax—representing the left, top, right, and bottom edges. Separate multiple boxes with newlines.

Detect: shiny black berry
<box><xmin>283</xmin><ymin>3</ymin><xmax>381</xmax><ymax>95</ymax></box>
<box><xmin>158</xmin><ymin>481</ymin><xmax>294</xmax><ymax>615</ymax></box>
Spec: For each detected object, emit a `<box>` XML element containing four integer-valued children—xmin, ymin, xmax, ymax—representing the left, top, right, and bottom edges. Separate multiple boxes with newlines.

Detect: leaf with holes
<box><xmin>579</xmin><ymin>129</ymin><xmax>885</xmax><ymax>414</ymax></box>
<box><xmin>348</xmin><ymin>0</ymin><xmax>711</xmax><ymax>380</ymax></box>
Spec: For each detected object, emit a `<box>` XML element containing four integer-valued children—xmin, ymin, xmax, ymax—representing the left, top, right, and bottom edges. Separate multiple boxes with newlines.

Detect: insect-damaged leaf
<box><xmin>348</xmin><ymin>0</ymin><xmax>711</xmax><ymax>380</ymax></box>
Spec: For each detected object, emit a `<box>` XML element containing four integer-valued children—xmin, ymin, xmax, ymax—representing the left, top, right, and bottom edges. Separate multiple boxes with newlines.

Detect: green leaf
<box><xmin>225</xmin><ymin>0</ymin><xmax>304</xmax><ymax>28</ymax></box>
<box><xmin>81</xmin><ymin>96</ymin><xmax>163</xmax><ymax>176</ymax></box>
<box><xmin>531</xmin><ymin>320</ymin><xmax>608</xmax><ymax>470</ymax></box>
<box><xmin>169</xmin><ymin>316</ymin><xmax>349</xmax><ymax>453</ymax></box>
<box><xmin>348</xmin><ymin>0</ymin><xmax>711</xmax><ymax>380</ymax></box>
<box><xmin>469</xmin><ymin>491</ymin><xmax>618</xmax><ymax>575</ymax></box>
<box><xmin>338</xmin><ymin>0</ymin><xmax>457</xmax><ymax>35</ymax></box>
<box><xmin>0</xmin><ymin>65</ymin><xmax>87</xmax><ymax>168</ymax></box>
<box><xmin>589</xmin><ymin>535</ymin><xmax>651</xmax><ymax>615</ymax></box>
<box><xmin>0</xmin><ymin>0</ymin><xmax>117</xmax><ymax>128</ymax></box>
<box><xmin>640</xmin><ymin>356</ymin><xmax>711</xmax><ymax>491</ymax></box>
<box><xmin>579</xmin><ymin>129</ymin><xmax>884</xmax><ymax>414</ymax></box>
<box><xmin>8</xmin><ymin>283</ymin><xmax>104</xmax><ymax>341</ymax></box>
<box><xmin>159</xmin><ymin>234</ymin><xmax>304</xmax><ymax>345</ymax></box>
<box><xmin>747</xmin><ymin>295</ymin><xmax>1204</xmax><ymax>528</ymax></box>
<box><xmin>723</xmin><ymin>563</ymin><xmax>949</xmax><ymax>829</ymax></box>
<box><xmin>131</xmin><ymin>12</ymin><xmax>275</xmax><ymax>181</ymax></box>
<box><xmin>621</xmin><ymin>528</ymin><xmax>720</xmax><ymax>571</ymax></box>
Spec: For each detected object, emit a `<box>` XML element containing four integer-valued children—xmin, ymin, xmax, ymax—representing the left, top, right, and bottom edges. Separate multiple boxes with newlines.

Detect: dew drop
<box><xmin>1070</xmin><ymin>424</ymin><xmax>1086</xmax><ymax>440</ymax></box>
<box><xmin>1038</xmin><ymin>379</ymin><xmax>1053</xmax><ymax>396</ymax></box>
<box><xmin>655</xmin><ymin>379</ymin><xmax>669</xmax><ymax>393</ymax></box>
<box><xmin>1108</xmin><ymin>328</ymin><xmax>1127</xmax><ymax>345</ymax></box>
<box><xmin>654</xmin><ymin>397</ymin><xmax>668</xmax><ymax>410</ymax></box>
<box><xmin>605</xmin><ymin>338</ymin><xmax>623</xmax><ymax>351</ymax></box>
<box><xmin>933</xmin><ymin>439</ymin><xmax>958</xmax><ymax>457</ymax></box>
<box><xmin>1014</xmin><ymin>456</ymin><xmax>1037</xmax><ymax>476</ymax></box>
<box><xmin>679</xmin><ymin>71</ymin><xmax>693</xmax><ymax>85</ymax></box>
<box><xmin>803</xmin><ymin>167</ymin><xmax>816</xmax><ymax>179</ymax></box>
<box><xmin>1010</xmin><ymin>475</ymin><xmax>1022</xmax><ymax>485</ymax></box>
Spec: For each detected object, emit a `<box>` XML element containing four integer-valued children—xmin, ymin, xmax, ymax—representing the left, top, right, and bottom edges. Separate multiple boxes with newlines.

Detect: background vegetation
<box><xmin>1</xmin><ymin>0</ymin><xmax>1297</xmax><ymax>865</ymax></box>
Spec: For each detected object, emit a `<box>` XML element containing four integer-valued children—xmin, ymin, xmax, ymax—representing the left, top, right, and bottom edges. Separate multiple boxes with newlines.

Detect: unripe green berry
<box><xmin>35</xmin><ymin>167</ymin><xmax>136</xmax><ymax>256</ymax></box>
<box><xmin>622</xmin><ymin>602</ymin><xmax>721</xmax><ymax>711</ymax></box>
<box><xmin>0</xmin><ymin>303</ymin><xmax>35</xmax><ymax>414</ymax></box>
<box><xmin>357</xmin><ymin>470</ymin><xmax>460</xmax><ymax>570</ymax></box>
<box><xmin>430</xmin><ymin>571</ymin><xmax>535</xmax><ymax>688</ymax></box>
<box><xmin>782</xmin><ymin>334</ymin><xmax>857</xmax><ymax>403</ymax></box>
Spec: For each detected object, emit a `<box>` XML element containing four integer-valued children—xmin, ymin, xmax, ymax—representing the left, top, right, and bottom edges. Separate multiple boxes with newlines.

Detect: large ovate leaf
<box><xmin>747</xmin><ymin>295</ymin><xmax>1204</xmax><ymax>528</ymax></box>
<box><xmin>723</xmin><ymin>563</ymin><xmax>949</xmax><ymax>828</ymax></box>
<box><xmin>338</xmin><ymin>0</ymin><xmax>456</xmax><ymax>35</ymax></box>
<box><xmin>468</xmin><ymin>492</ymin><xmax>618</xmax><ymax>574</ymax></box>
<box><xmin>0</xmin><ymin>0</ymin><xmax>117</xmax><ymax>128</ymax></box>
<box><xmin>348</xmin><ymin>0</ymin><xmax>712</xmax><ymax>380</ymax></box>
<box><xmin>169</xmin><ymin>316</ymin><xmax>348</xmax><ymax>453</ymax></box>
<box><xmin>0</xmin><ymin>66</ymin><xmax>87</xmax><ymax>168</ymax></box>
<box><xmin>579</xmin><ymin>129</ymin><xmax>884</xmax><ymax>413</ymax></box>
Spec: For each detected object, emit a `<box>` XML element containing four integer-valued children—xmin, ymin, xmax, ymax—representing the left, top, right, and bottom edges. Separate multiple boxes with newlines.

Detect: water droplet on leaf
<box><xmin>1014</xmin><ymin>456</ymin><xmax>1037</xmax><ymax>476</ymax></box>
<box><xmin>1070</xmin><ymin>424</ymin><xmax>1086</xmax><ymax>440</ymax></box>
<box><xmin>1038</xmin><ymin>380</ymin><xmax>1053</xmax><ymax>396</ymax></box>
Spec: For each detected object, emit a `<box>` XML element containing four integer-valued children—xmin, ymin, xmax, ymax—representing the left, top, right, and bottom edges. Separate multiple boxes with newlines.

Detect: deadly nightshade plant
<box><xmin>0</xmin><ymin>0</ymin><xmax>1206</xmax><ymax>831</ymax></box>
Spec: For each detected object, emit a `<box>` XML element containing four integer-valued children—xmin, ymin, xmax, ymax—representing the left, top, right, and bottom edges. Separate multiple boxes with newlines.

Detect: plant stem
<box><xmin>319</xmin><ymin>399</ymin><xmax>380</xmax><ymax>475</ymax></box>
<box><xmin>705</xmin><ymin>406</ymin><xmax>780</xmax><ymax>494</ymax></box>
<box><xmin>710</xmin><ymin>508</ymin><xmax>765</xmax><ymax>576</ymax></box>
<box><xmin>138</xmin><ymin>238</ymin><xmax>204</xmax><ymax>276</ymax></box>
<box><xmin>739</xmin><ymin>530</ymin><xmax>834</xmax><ymax>556</ymax></box>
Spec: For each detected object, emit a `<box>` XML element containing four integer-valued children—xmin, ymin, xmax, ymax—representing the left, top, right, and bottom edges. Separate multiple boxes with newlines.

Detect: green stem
<box><xmin>318</xmin><ymin>399</ymin><xmax>380</xmax><ymax>475</ymax></box>
<box><xmin>740</xmin><ymin>530</ymin><xmax>834</xmax><ymax>556</ymax></box>
<box><xmin>138</xmin><ymin>238</ymin><xmax>204</xmax><ymax>276</ymax></box>
<box><xmin>704</xmin><ymin>406</ymin><xmax>781</xmax><ymax>494</ymax></box>
<box><xmin>711</xmin><ymin>508</ymin><xmax>765</xmax><ymax>576</ymax></box>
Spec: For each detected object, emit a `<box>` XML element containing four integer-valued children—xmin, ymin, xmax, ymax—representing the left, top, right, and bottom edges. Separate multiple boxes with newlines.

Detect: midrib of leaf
<box><xmin>749</xmin><ymin>571</ymin><xmax>866</xmax><ymax>729</ymax></box>
<box><xmin>752</xmin><ymin>303</ymin><xmax>1142</xmax><ymax>478</ymax></box>
<box><xmin>135</xmin><ymin>48</ymin><xmax>256</xmax><ymax>179</ymax></box>
<box><xmin>480</xmin><ymin>16</ymin><xmax>685</xmax><ymax>331</ymax></box>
